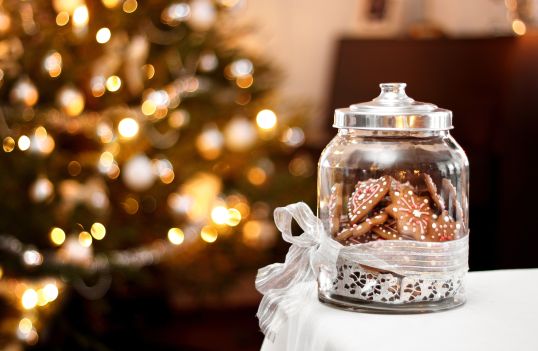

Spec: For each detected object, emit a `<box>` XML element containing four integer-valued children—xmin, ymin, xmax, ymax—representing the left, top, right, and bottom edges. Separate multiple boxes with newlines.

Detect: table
<box><xmin>261</xmin><ymin>269</ymin><xmax>538</xmax><ymax>351</ymax></box>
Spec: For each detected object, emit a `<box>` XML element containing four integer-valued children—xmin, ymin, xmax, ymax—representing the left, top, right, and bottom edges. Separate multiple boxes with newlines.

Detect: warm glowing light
<box><xmin>167</xmin><ymin>227</ymin><xmax>184</xmax><ymax>245</ymax></box>
<box><xmin>23</xmin><ymin>250</ymin><xmax>43</xmax><ymax>266</ymax></box>
<box><xmin>512</xmin><ymin>19</ymin><xmax>526</xmax><ymax>36</ymax></box>
<box><xmin>143</xmin><ymin>64</ymin><xmax>155</xmax><ymax>79</ymax></box>
<box><xmin>247</xmin><ymin>167</ymin><xmax>266</xmax><ymax>185</ymax></box>
<box><xmin>102</xmin><ymin>0</ymin><xmax>121</xmax><ymax>8</ymax></box>
<box><xmin>18</xmin><ymin>135</ymin><xmax>31</xmax><ymax>151</ymax></box>
<box><xmin>141</xmin><ymin>100</ymin><xmax>157</xmax><ymax>115</ymax></box>
<box><xmin>19</xmin><ymin>318</ymin><xmax>33</xmax><ymax>334</ymax></box>
<box><xmin>91</xmin><ymin>76</ymin><xmax>106</xmax><ymax>97</ymax></box>
<box><xmin>90</xmin><ymin>222</ymin><xmax>106</xmax><ymax>240</ymax></box>
<box><xmin>22</xmin><ymin>289</ymin><xmax>38</xmax><ymax>309</ymax></box>
<box><xmin>256</xmin><ymin>109</ymin><xmax>277</xmax><ymax>130</ymax></box>
<box><xmin>118</xmin><ymin>117</ymin><xmax>139</xmax><ymax>139</ymax></box>
<box><xmin>50</xmin><ymin>227</ymin><xmax>66</xmax><ymax>245</ymax></box>
<box><xmin>123</xmin><ymin>0</ymin><xmax>138</xmax><ymax>13</ymax></box>
<box><xmin>43</xmin><ymin>51</ymin><xmax>62</xmax><ymax>78</ymax></box>
<box><xmin>99</xmin><ymin>151</ymin><xmax>114</xmax><ymax>171</ymax></box>
<box><xmin>211</xmin><ymin>206</ymin><xmax>228</xmax><ymax>225</ymax></box>
<box><xmin>3</xmin><ymin>136</ymin><xmax>15</xmax><ymax>152</ymax></box>
<box><xmin>106</xmin><ymin>75</ymin><xmax>122</xmax><ymax>92</ymax></box>
<box><xmin>96</xmin><ymin>27</ymin><xmax>111</xmax><ymax>43</ymax></box>
<box><xmin>78</xmin><ymin>231</ymin><xmax>92</xmax><ymax>247</ymax></box>
<box><xmin>72</xmin><ymin>5</ymin><xmax>89</xmax><ymax>27</ymax></box>
<box><xmin>226</xmin><ymin>208</ymin><xmax>242</xmax><ymax>226</ymax></box>
<box><xmin>243</xmin><ymin>220</ymin><xmax>262</xmax><ymax>242</ymax></box>
<box><xmin>200</xmin><ymin>225</ymin><xmax>218</xmax><ymax>243</ymax></box>
<box><xmin>58</xmin><ymin>87</ymin><xmax>85</xmax><ymax>116</ymax></box>
<box><xmin>56</xmin><ymin>11</ymin><xmax>69</xmax><ymax>26</ymax></box>
<box><xmin>43</xmin><ymin>283</ymin><xmax>59</xmax><ymax>302</ymax></box>
<box><xmin>236</xmin><ymin>75</ymin><xmax>253</xmax><ymax>89</ymax></box>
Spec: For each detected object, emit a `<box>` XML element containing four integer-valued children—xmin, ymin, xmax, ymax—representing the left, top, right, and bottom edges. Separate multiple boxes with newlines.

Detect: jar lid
<box><xmin>333</xmin><ymin>83</ymin><xmax>453</xmax><ymax>130</ymax></box>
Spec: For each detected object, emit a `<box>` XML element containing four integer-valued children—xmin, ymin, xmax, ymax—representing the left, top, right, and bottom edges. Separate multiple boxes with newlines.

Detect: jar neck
<box><xmin>337</xmin><ymin>128</ymin><xmax>450</xmax><ymax>138</ymax></box>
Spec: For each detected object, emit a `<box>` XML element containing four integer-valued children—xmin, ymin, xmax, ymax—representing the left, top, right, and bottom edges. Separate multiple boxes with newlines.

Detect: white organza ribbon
<box><xmin>256</xmin><ymin>202</ymin><xmax>469</xmax><ymax>341</ymax></box>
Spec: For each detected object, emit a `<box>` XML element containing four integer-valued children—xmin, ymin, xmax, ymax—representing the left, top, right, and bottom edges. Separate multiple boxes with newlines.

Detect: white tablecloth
<box><xmin>261</xmin><ymin>269</ymin><xmax>538</xmax><ymax>351</ymax></box>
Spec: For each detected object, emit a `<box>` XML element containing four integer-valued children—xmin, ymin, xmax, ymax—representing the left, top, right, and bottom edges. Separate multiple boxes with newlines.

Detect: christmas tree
<box><xmin>0</xmin><ymin>0</ymin><xmax>315</xmax><ymax>348</ymax></box>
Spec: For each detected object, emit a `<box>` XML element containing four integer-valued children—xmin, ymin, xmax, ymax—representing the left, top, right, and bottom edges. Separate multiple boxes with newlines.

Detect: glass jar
<box><xmin>317</xmin><ymin>83</ymin><xmax>469</xmax><ymax>312</ymax></box>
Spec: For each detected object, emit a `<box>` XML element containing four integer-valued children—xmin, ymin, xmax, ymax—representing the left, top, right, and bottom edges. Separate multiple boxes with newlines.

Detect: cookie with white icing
<box><xmin>385</xmin><ymin>184</ymin><xmax>433</xmax><ymax>241</ymax></box>
<box><xmin>347</xmin><ymin>176</ymin><xmax>391</xmax><ymax>225</ymax></box>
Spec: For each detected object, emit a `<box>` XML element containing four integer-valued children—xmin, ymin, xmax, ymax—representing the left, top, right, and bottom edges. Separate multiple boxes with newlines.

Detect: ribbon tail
<box><xmin>255</xmin><ymin>202</ymin><xmax>323</xmax><ymax>341</ymax></box>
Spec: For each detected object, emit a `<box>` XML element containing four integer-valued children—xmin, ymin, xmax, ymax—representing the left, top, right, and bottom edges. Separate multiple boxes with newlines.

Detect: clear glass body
<box><xmin>317</xmin><ymin>128</ymin><xmax>469</xmax><ymax>312</ymax></box>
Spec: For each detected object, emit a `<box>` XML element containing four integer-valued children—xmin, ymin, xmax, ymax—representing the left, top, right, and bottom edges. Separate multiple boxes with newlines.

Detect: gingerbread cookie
<box><xmin>328</xmin><ymin>183</ymin><xmax>343</xmax><ymax>236</ymax></box>
<box><xmin>335</xmin><ymin>210</ymin><xmax>388</xmax><ymax>243</ymax></box>
<box><xmin>348</xmin><ymin>176</ymin><xmax>391</xmax><ymax>224</ymax></box>
<box><xmin>371</xmin><ymin>225</ymin><xmax>402</xmax><ymax>240</ymax></box>
<box><xmin>424</xmin><ymin>174</ymin><xmax>445</xmax><ymax>211</ymax></box>
<box><xmin>385</xmin><ymin>184</ymin><xmax>433</xmax><ymax>240</ymax></box>
<box><xmin>426</xmin><ymin>210</ymin><xmax>461</xmax><ymax>242</ymax></box>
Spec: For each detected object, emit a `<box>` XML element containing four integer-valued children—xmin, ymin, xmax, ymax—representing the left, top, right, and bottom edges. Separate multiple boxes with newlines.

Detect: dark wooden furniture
<box><xmin>326</xmin><ymin>36</ymin><xmax>538</xmax><ymax>270</ymax></box>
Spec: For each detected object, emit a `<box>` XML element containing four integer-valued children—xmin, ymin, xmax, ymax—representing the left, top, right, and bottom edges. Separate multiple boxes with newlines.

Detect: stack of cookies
<box><xmin>329</xmin><ymin>174</ymin><xmax>464</xmax><ymax>245</ymax></box>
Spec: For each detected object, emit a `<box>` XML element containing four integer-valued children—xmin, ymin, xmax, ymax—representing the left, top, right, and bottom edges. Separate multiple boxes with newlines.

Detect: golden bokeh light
<box><xmin>50</xmin><ymin>227</ymin><xmax>66</xmax><ymax>246</ymax></box>
<box><xmin>22</xmin><ymin>289</ymin><xmax>38</xmax><ymax>309</ymax></box>
<box><xmin>43</xmin><ymin>51</ymin><xmax>62</xmax><ymax>78</ymax></box>
<box><xmin>72</xmin><ymin>5</ymin><xmax>89</xmax><ymax>27</ymax></box>
<box><xmin>102</xmin><ymin>0</ymin><xmax>121</xmax><ymax>8</ymax></box>
<box><xmin>236</xmin><ymin>74</ymin><xmax>253</xmax><ymax>89</ymax></box>
<box><xmin>167</xmin><ymin>227</ymin><xmax>184</xmax><ymax>245</ymax></box>
<box><xmin>141</xmin><ymin>100</ymin><xmax>157</xmax><ymax>115</ymax></box>
<box><xmin>225</xmin><ymin>208</ymin><xmax>242</xmax><ymax>226</ymax></box>
<box><xmin>19</xmin><ymin>317</ymin><xmax>33</xmax><ymax>335</ymax></box>
<box><xmin>123</xmin><ymin>0</ymin><xmax>138</xmax><ymax>13</ymax></box>
<box><xmin>211</xmin><ymin>206</ymin><xmax>228</xmax><ymax>225</ymax></box>
<box><xmin>247</xmin><ymin>167</ymin><xmax>266</xmax><ymax>185</ymax></box>
<box><xmin>118</xmin><ymin>117</ymin><xmax>139</xmax><ymax>139</ymax></box>
<box><xmin>512</xmin><ymin>19</ymin><xmax>526</xmax><ymax>36</ymax></box>
<box><xmin>3</xmin><ymin>136</ymin><xmax>15</xmax><ymax>152</ymax></box>
<box><xmin>90</xmin><ymin>222</ymin><xmax>106</xmax><ymax>240</ymax></box>
<box><xmin>96</xmin><ymin>27</ymin><xmax>111</xmax><ymax>43</ymax></box>
<box><xmin>105</xmin><ymin>75</ymin><xmax>122</xmax><ymax>92</ymax></box>
<box><xmin>56</xmin><ymin>11</ymin><xmax>69</xmax><ymax>26</ymax></box>
<box><xmin>256</xmin><ymin>109</ymin><xmax>277</xmax><ymax>130</ymax></box>
<box><xmin>200</xmin><ymin>225</ymin><xmax>218</xmax><ymax>243</ymax></box>
<box><xmin>78</xmin><ymin>231</ymin><xmax>92</xmax><ymax>247</ymax></box>
<box><xmin>43</xmin><ymin>283</ymin><xmax>59</xmax><ymax>302</ymax></box>
<box><xmin>143</xmin><ymin>64</ymin><xmax>155</xmax><ymax>79</ymax></box>
<box><xmin>18</xmin><ymin>135</ymin><xmax>31</xmax><ymax>151</ymax></box>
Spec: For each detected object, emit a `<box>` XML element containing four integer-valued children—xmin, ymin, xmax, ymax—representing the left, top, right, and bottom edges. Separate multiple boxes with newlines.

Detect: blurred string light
<box><xmin>18</xmin><ymin>135</ymin><xmax>31</xmax><ymax>151</ymax></box>
<box><xmin>50</xmin><ymin>227</ymin><xmax>66</xmax><ymax>246</ymax></box>
<box><xmin>106</xmin><ymin>75</ymin><xmax>122</xmax><ymax>92</ymax></box>
<box><xmin>78</xmin><ymin>231</ymin><xmax>92</xmax><ymax>247</ymax></box>
<box><xmin>56</xmin><ymin>11</ymin><xmax>69</xmax><ymax>26</ymax></box>
<box><xmin>102</xmin><ymin>0</ymin><xmax>121</xmax><ymax>8</ymax></box>
<box><xmin>3</xmin><ymin>137</ymin><xmax>15</xmax><ymax>152</ymax></box>
<box><xmin>512</xmin><ymin>18</ymin><xmax>526</xmax><ymax>35</ymax></box>
<box><xmin>43</xmin><ymin>51</ymin><xmax>62</xmax><ymax>78</ymax></box>
<box><xmin>90</xmin><ymin>222</ymin><xmax>106</xmax><ymax>240</ymax></box>
<box><xmin>256</xmin><ymin>109</ymin><xmax>277</xmax><ymax>130</ymax></box>
<box><xmin>167</xmin><ymin>227</ymin><xmax>184</xmax><ymax>245</ymax></box>
<box><xmin>162</xmin><ymin>2</ymin><xmax>190</xmax><ymax>25</ymax></box>
<box><xmin>200</xmin><ymin>225</ymin><xmax>218</xmax><ymax>243</ymax></box>
<box><xmin>96</xmin><ymin>27</ymin><xmax>111</xmax><ymax>43</ymax></box>
<box><xmin>118</xmin><ymin>117</ymin><xmax>139</xmax><ymax>139</ymax></box>
<box><xmin>123</xmin><ymin>0</ymin><xmax>138</xmax><ymax>13</ymax></box>
<box><xmin>58</xmin><ymin>87</ymin><xmax>85</xmax><ymax>116</ymax></box>
<box><xmin>72</xmin><ymin>5</ymin><xmax>89</xmax><ymax>27</ymax></box>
